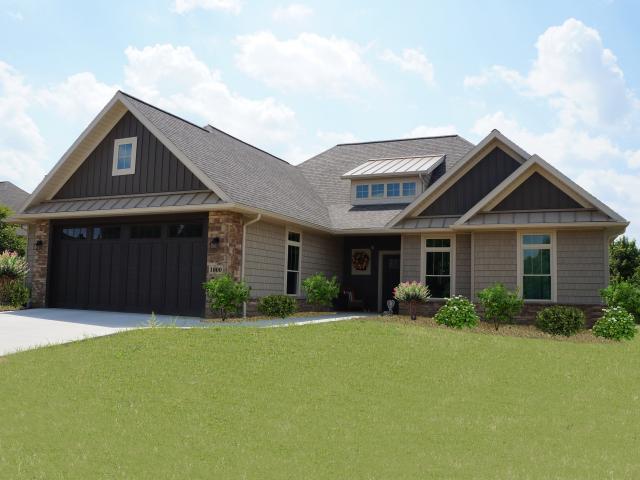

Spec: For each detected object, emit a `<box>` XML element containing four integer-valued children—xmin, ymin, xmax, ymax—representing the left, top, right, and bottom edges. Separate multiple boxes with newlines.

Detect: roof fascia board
<box><xmin>384</xmin><ymin>130</ymin><xmax>530</xmax><ymax>228</ymax></box>
<box><xmin>118</xmin><ymin>93</ymin><xmax>232</xmax><ymax>203</ymax></box>
<box><xmin>18</xmin><ymin>93</ymin><xmax>127</xmax><ymax>213</ymax></box>
<box><xmin>451</xmin><ymin>221</ymin><xmax>628</xmax><ymax>231</ymax></box>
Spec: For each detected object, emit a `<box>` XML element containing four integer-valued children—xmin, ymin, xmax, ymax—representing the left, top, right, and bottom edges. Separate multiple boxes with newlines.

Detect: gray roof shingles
<box><xmin>0</xmin><ymin>182</ymin><xmax>29</xmax><ymax>212</ymax></box>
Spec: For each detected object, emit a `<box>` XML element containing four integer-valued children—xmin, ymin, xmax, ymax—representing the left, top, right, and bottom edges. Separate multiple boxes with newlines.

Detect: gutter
<box><xmin>241</xmin><ymin>213</ymin><xmax>261</xmax><ymax>317</ymax></box>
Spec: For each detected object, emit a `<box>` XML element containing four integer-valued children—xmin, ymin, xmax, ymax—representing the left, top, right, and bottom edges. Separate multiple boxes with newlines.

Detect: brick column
<box><xmin>29</xmin><ymin>220</ymin><xmax>50</xmax><ymax>307</ymax></box>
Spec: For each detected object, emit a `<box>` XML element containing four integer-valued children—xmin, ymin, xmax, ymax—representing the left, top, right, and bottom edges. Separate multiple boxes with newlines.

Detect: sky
<box><xmin>1</xmin><ymin>0</ymin><xmax>639</xmax><ymax>237</ymax></box>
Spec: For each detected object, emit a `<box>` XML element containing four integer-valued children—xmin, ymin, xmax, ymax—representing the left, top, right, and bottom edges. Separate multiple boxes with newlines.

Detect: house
<box><xmin>12</xmin><ymin>91</ymin><xmax>628</xmax><ymax>320</ymax></box>
<box><xmin>0</xmin><ymin>181</ymin><xmax>30</xmax><ymax>237</ymax></box>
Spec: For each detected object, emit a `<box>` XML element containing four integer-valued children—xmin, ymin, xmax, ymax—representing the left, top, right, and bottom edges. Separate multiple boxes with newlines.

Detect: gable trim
<box><xmin>385</xmin><ymin>130</ymin><xmax>530</xmax><ymax>227</ymax></box>
<box><xmin>455</xmin><ymin>155</ymin><xmax>627</xmax><ymax>226</ymax></box>
<box><xmin>19</xmin><ymin>92</ymin><xmax>232</xmax><ymax>214</ymax></box>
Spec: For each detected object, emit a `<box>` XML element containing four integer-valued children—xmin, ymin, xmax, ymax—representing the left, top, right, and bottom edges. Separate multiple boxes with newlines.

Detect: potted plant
<box><xmin>393</xmin><ymin>281</ymin><xmax>431</xmax><ymax>320</ymax></box>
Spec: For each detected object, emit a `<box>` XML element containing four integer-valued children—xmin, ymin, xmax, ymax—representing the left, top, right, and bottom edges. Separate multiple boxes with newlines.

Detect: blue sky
<box><xmin>1</xmin><ymin>0</ymin><xmax>639</xmax><ymax>237</ymax></box>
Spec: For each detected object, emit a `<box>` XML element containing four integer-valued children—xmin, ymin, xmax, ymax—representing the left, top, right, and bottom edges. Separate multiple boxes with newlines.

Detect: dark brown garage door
<box><xmin>49</xmin><ymin>215</ymin><xmax>207</xmax><ymax>317</ymax></box>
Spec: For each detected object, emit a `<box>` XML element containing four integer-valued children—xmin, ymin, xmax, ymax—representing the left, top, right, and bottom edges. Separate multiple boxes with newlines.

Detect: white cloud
<box><xmin>465</xmin><ymin>18</ymin><xmax>637</xmax><ymax>127</ymax></box>
<box><xmin>0</xmin><ymin>62</ymin><xmax>47</xmax><ymax>191</ymax></box>
<box><xmin>404</xmin><ymin>125</ymin><xmax>457</xmax><ymax>138</ymax></box>
<box><xmin>316</xmin><ymin>130</ymin><xmax>359</xmax><ymax>145</ymax></box>
<box><xmin>272</xmin><ymin>4</ymin><xmax>313</xmax><ymax>21</ymax></box>
<box><xmin>36</xmin><ymin>72</ymin><xmax>118</xmax><ymax>122</ymax></box>
<box><xmin>123</xmin><ymin>44</ymin><xmax>297</xmax><ymax>145</ymax></box>
<box><xmin>172</xmin><ymin>0</ymin><xmax>242</xmax><ymax>14</ymax></box>
<box><xmin>234</xmin><ymin>32</ymin><xmax>376</xmax><ymax>95</ymax></box>
<box><xmin>7</xmin><ymin>11</ymin><xmax>23</xmax><ymax>21</ymax></box>
<box><xmin>381</xmin><ymin>48</ymin><xmax>434</xmax><ymax>85</ymax></box>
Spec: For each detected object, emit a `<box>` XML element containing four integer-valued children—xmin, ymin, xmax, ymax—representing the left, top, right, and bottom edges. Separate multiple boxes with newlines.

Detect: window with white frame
<box><xmin>371</xmin><ymin>184</ymin><xmax>385</xmax><ymax>198</ymax></box>
<box><xmin>402</xmin><ymin>182</ymin><xmax>416</xmax><ymax>196</ymax></box>
<box><xmin>386</xmin><ymin>183</ymin><xmax>400</xmax><ymax>197</ymax></box>
<box><xmin>286</xmin><ymin>231</ymin><xmax>301</xmax><ymax>295</ymax></box>
<box><xmin>356</xmin><ymin>184</ymin><xmax>369</xmax><ymax>199</ymax></box>
<box><xmin>520</xmin><ymin>233</ymin><xmax>553</xmax><ymax>300</ymax></box>
<box><xmin>112</xmin><ymin>137</ymin><xmax>137</xmax><ymax>176</ymax></box>
<box><xmin>423</xmin><ymin>237</ymin><xmax>453</xmax><ymax>298</ymax></box>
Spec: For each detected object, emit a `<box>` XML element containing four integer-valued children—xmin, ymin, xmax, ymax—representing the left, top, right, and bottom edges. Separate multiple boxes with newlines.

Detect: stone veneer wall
<box><xmin>205</xmin><ymin>211</ymin><xmax>244</xmax><ymax>317</ymax></box>
<box><xmin>27</xmin><ymin>220</ymin><xmax>50</xmax><ymax>307</ymax></box>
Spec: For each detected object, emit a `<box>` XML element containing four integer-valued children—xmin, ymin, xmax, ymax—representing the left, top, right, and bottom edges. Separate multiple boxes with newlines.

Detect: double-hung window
<box><xmin>422</xmin><ymin>236</ymin><xmax>454</xmax><ymax>298</ymax></box>
<box><xmin>286</xmin><ymin>231</ymin><xmax>301</xmax><ymax>295</ymax></box>
<box><xmin>520</xmin><ymin>233</ymin><xmax>555</xmax><ymax>301</ymax></box>
<box><xmin>112</xmin><ymin>137</ymin><xmax>137</xmax><ymax>176</ymax></box>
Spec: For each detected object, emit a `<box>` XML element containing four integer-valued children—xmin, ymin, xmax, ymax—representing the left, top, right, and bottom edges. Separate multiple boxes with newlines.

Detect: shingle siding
<box><xmin>557</xmin><ymin>230</ymin><xmax>606</xmax><ymax>304</ymax></box>
<box><xmin>473</xmin><ymin>231</ymin><xmax>517</xmax><ymax>298</ymax></box>
<box><xmin>244</xmin><ymin>221</ymin><xmax>343</xmax><ymax>299</ymax></box>
<box><xmin>244</xmin><ymin>221</ymin><xmax>286</xmax><ymax>298</ymax></box>
<box><xmin>401</xmin><ymin>234</ymin><xmax>420</xmax><ymax>282</ymax></box>
<box><xmin>456</xmin><ymin>234</ymin><xmax>471</xmax><ymax>298</ymax></box>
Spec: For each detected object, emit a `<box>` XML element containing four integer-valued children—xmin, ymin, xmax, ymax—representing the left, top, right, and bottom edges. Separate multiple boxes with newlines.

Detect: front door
<box><xmin>380</xmin><ymin>254</ymin><xmax>401</xmax><ymax>313</ymax></box>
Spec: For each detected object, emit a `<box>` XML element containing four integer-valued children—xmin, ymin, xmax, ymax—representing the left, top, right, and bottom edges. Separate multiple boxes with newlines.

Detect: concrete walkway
<box><xmin>0</xmin><ymin>308</ymin><xmax>370</xmax><ymax>356</ymax></box>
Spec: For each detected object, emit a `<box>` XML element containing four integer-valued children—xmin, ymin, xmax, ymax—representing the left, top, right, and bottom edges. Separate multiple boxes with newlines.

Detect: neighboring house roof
<box><xmin>0</xmin><ymin>181</ymin><xmax>29</xmax><ymax>212</ymax></box>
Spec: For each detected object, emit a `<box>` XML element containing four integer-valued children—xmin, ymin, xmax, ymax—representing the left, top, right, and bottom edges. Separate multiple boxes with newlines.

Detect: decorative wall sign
<box><xmin>351</xmin><ymin>249</ymin><xmax>371</xmax><ymax>275</ymax></box>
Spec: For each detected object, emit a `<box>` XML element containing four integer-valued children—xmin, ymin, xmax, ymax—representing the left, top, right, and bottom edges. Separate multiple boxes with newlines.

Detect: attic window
<box><xmin>112</xmin><ymin>137</ymin><xmax>137</xmax><ymax>176</ymax></box>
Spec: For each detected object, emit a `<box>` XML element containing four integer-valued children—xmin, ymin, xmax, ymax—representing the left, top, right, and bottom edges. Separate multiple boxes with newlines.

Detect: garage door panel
<box><xmin>50</xmin><ymin>217</ymin><xmax>207</xmax><ymax>316</ymax></box>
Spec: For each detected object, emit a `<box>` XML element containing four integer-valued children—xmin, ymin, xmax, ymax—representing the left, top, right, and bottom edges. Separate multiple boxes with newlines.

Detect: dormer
<box><xmin>342</xmin><ymin>154</ymin><xmax>445</xmax><ymax>205</ymax></box>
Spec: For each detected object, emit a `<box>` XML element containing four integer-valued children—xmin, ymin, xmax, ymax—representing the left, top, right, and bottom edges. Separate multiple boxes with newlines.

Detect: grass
<box><xmin>1</xmin><ymin>320</ymin><xmax>639</xmax><ymax>479</ymax></box>
<box><xmin>202</xmin><ymin>310</ymin><xmax>341</xmax><ymax>323</ymax></box>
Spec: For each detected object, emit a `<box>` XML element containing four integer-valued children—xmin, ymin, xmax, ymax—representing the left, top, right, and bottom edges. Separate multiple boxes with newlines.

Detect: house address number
<box><xmin>209</xmin><ymin>263</ymin><xmax>225</xmax><ymax>275</ymax></box>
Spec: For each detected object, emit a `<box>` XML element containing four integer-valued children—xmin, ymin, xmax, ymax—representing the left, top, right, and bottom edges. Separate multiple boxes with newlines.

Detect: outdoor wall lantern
<box><xmin>210</xmin><ymin>237</ymin><xmax>220</xmax><ymax>249</ymax></box>
<box><xmin>35</xmin><ymin>240</ymin><xmax>44</xmax><ymax>250</ymax></box>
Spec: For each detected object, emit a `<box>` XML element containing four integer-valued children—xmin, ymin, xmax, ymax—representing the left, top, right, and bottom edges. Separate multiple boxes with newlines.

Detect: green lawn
<box><xmin>1</xmin><ymin>320</ymin><xmax>639</xmax><ymax>479</ymax></box>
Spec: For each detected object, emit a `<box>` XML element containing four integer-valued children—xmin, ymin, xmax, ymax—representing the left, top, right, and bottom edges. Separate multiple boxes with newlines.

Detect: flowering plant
<box><xmin>393</xmin><ymin>281</ymin><xmax>430</xmax><ymax>320</ymax></box>
<box><xmin>592</xmin><ymin>306</ymin><xmax>636</xmax><ymax>341</ymax></box>
<box><xmin>434</xmin><ymin>296</ymin><xmax>479</xmax><ymax>329</ymax></box>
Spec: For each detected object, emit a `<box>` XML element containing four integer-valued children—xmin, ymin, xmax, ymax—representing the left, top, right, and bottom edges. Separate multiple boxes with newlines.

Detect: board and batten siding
<box><xmin>557</xmin><ymin>230</ymin><xmax>606</xmax><ymax>304</ymax></box>
<box><xmin>400</xmin><ymin>234</ymin><xmax>420</xmax><ymax>282</ymax></box>
<box><xmin>472</xmin><ymin>231</ymin><xmax>517</xmax><ymax>298</ymax></box>
<box><xmin>456</xmin><ymin>234</ymin><xmax>471</xmax><ymax>298</ymax></box>
<box><xmin>54</xmin><ymin>111</ymin><xmax>206</xmax><ymax>199</ymax></box>
<box><xmin>244</xmin><ymin>221</ymin><xmax>343</xmax><ymax>298</ymax></box>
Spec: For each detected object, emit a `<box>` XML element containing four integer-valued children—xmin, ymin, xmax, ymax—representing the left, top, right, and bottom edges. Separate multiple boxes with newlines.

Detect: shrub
<box><xmin>592</xmin><ymin>307</ymin><xmax>636</xmax><ymax>341</ymax></box>
<box><xmin>257</xmin><ymin>295</ymin><xmax>298</xmax><ymax>318</ymax></box>
<box><xmin>0</xmin><ymin>206</ymin><xmax>26</xmax><ymax>256</ymax></box>
<box><xmin>0</xmin><ymin>251</ymin><xmax>28</xmax><ymax>280</ymax></box>
<box><xmin>434</xmin><ymin>295</ymin><xmax>479</xmax><ymax>329</ymax></box>
<box><xmin>601</xmin><ymin>281</ymin><xmax>640</xmax><ymax>324</ymax></box>
<box><xmin>535</xmin><ymin>306</ymin><xmax>585</xmax><ymax>336</ymax></box>
<box><xmin>477</xmin><ymin>283</ymin><xmax>524</xmax><ymax>330</ymax></box>
<box><xmin>202</xmin><ymin>274</ymin><xmax>250</xmax><ymax>321</ymax></box>
<box><xmin>302</xmin><ymin>274</ymin><xmax>340</xmax><ymax>309</ymax></box>
<box><xmin>0</xmin><ymin>280</ymin><xmax>29</xmax><ymax>308</ymax></box>
<box><xmin>394</xmin><ymin>281</ymin><xmax>431</xmax><ymax>320</ymax></box>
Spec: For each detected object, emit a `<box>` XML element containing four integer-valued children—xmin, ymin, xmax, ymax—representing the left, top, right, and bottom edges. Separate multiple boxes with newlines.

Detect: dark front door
<box><xmin>380</xmin><ymin>254</ymin><xmax>401</xmax><ymax>313</ymax></box>
<box><xmin>49</xmin><ymin>215</ymin><xmax>207</xmax><ymax>317</ymax></box>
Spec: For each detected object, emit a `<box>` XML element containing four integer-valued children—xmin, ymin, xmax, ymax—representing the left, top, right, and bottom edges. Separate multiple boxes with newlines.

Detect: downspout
<box><xmin>241</xmin><ymin>214</ymin><xmax>261</xmax><ymax>317</ymax></box>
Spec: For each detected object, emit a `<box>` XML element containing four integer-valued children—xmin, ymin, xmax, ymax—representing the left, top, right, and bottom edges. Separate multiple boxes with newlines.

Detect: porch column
<box><xmin>28</xmin><ymin>220</ymin><xmax>50</xmax><ymax>308</ymax></box>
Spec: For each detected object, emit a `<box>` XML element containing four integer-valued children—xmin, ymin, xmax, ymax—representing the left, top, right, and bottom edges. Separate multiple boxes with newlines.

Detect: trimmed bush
<box><xmin>535</xmin><ymin>306</ymin><xmax>585</xmax><ymax>336</ymax></box>
<box><xmin>302</xmin><ymin>274</ymin><xmax>340</xmax><ymax>310</ymax></box>
<box><xmin>592</xmin><ymin>307</ymin><xmax>636</xmax><ymax>341</ymax></box>
<box><xmin>257</xmin><ymin>295</ymin><xmax>297</xmax><ymax>318</ymax></box>
<box><xmin>477</xmin><ymin>283</ymin><xmax>523</xmax><ymax>330</ymax></box>
<box><xmin>600</xmin><ymin>281</ymin><xmax>640</xmax><ymax>324</ymax></box>
<box><xmin>203</xmin><ymin>274</ymin><xmax>250</xmax><ymax>321</ymax></box>
<box><xmin>0</xmin><ymin>251</ymin><xmax>28</xmax><ymax>280</ymax></box>
<box><xmin>434</xmin><ymin>296</ymin><xmax>479</xmax><ymax>329</ymax></box>
<box><xmin>0</xmin><ymin>280</ymin><xmax>29</xmax><ymax>308</ymax></box>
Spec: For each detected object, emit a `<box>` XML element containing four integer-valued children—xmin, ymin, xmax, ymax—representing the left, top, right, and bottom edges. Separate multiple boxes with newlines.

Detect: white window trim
<box><xmin>351</xmin><ymin>179</ymin><xmax>420</xmax><ymax>205</ymax></box>
<box><xmin>516</xmin><ymin>231</ymin><xmax>557</xmax><ymax>303</ymax></box>
<box><xmin>420</xmin><ymin>234</ymin><xmax>456</xmax><ymax>300</ymax></box>
<box><xmin>112</xmin><ymin>137</ymin><xmax>138</xmax><ymax>176</ymax></box>
<box><xmin>284</xmin><ymin>228</ymin><xmax>302</xmax><ymax>297</ymax></box>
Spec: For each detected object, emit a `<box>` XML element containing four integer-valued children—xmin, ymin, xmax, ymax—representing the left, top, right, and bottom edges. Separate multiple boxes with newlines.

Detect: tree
<box><xmin>0</xmin><ymin>206</ymin><xmax>25</xmax><ymax>256</ymax></box>
<box><xmin>609</xmin><ymin>236</ymin><xmax>640</xmax><ymax>283</ymax></box>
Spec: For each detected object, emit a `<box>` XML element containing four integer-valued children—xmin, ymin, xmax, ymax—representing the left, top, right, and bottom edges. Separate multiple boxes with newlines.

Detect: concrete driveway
<box><xmin>0</xmin><ymin>308</ymin><xmax>202</xmax><ymax>356</ymax></box>
<box><xmin>0</xmin><ymin>309</ymin><xmax>371</xmax><ymax>356</ymax></box>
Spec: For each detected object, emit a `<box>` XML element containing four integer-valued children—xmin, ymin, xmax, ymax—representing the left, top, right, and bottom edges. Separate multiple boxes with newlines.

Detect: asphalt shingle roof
<box><xmin>0</xmin><ymin>181</ymin><xmax>29</xmax><ymax>212</ymax></box>
<box><xmin>122</xmin><ymin>93</ymin><xmax>476</xmax><ymax>230</ymax></box>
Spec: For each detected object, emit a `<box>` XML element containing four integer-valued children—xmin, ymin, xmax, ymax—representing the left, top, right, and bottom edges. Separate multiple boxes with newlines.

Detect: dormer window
<box><xmin>112</xmin><ymin>137</ymin><xmax>137</xmax><ymax>176</ymax></box>
<box><xmin>372</xmin><ymin>184</ymin><xmax>384</xmax><ymax>198</ymax></box>
<box><xmin>356</xmin><ymin>184</ymin><xmax>369</xmax><ymax>199</ymax></box>
<box><xmin>402</xmin><ymin>182</ymin><xmax>416</xmax><ymax>196</ymax></box>
<box><xmin>387</xmin><ymin>183</ymin><xmax>400</xmax><ymax>197</ymax></box>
